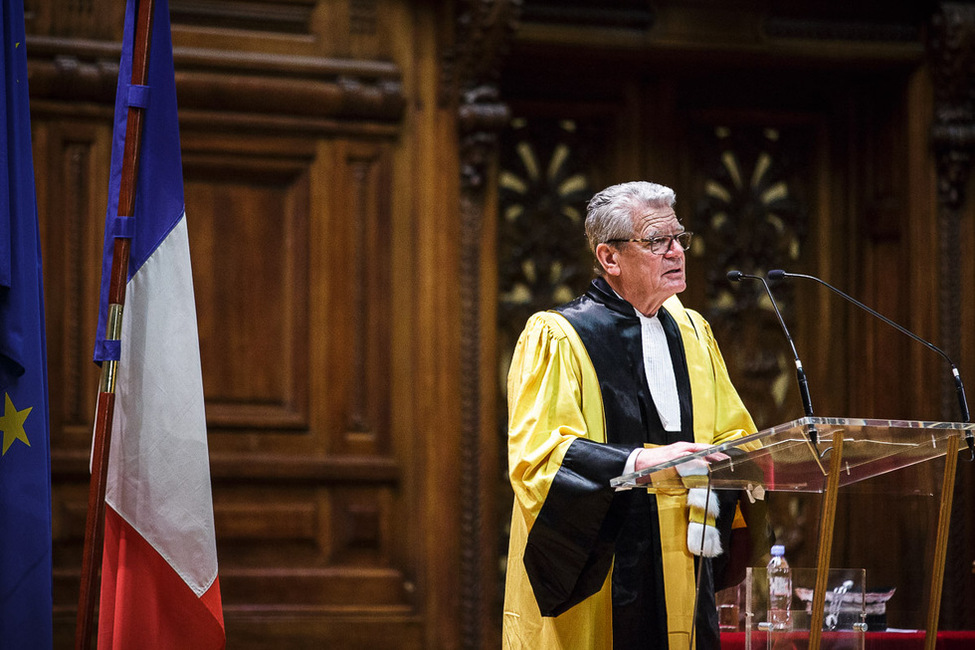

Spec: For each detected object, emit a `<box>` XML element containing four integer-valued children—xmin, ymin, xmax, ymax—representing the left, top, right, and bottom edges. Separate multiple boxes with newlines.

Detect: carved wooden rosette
<box><xmin>926</xmin><ymin>1</ymin><xmax>975</xmax><ymax>631</ymax></box>
<box><xmin>443</xmin><ymin>0</ymin><xmax>521</xmax><ymax>647</ymax></box>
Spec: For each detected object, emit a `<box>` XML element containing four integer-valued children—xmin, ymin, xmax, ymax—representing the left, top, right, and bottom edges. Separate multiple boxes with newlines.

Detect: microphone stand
<box><xmin>728</xmin><ymin>271</ymin><xmax>819</xmax><ymax>448</ymax></box>
<box><xmin>765</xmin><ymin>269</ymin><xmax>972</xmax><ymax>650</ymax></box>
<box><xmin>769</xmin><ymin>269</ymin><xmax>974</xmax><ymax>461</ymax></box>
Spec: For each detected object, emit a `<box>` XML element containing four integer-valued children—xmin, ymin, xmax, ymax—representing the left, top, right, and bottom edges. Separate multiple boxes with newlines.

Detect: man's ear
<box><xmin>595</xmin><ymin>242</ymin><xmax>622</xmax><ymax>277</ymax></box>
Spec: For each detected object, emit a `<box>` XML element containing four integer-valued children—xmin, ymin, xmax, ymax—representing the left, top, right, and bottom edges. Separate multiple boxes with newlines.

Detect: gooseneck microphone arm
<box><xmin>769</xmin><ymin>269</ymin><xmax>973</xmax><ymax>458</ymax></box>
<box><xmin>727</xmin><ymin>271</ymin><xmax>817</xmax><ymax>437</ymax></box>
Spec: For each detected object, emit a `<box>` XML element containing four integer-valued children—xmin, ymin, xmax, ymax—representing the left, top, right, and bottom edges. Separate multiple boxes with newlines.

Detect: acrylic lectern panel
<box><xmin>610</xmin><ymin>416</ymin><xmax>975</xmax><ymax>493</ymax></box>
<box><xmin>610</xmin><ymin>416</ymin><xmax>974</xmax><ymax>650</ymax></box>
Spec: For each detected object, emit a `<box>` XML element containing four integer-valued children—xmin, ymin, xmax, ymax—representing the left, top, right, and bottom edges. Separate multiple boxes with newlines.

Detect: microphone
<box><xmin>727</xmin><ymin>271</ymin><xmax>817</xmax><ymax>443</ymax></box>
<box><xmin>768</xmin><ymin>269</ymin><xmax>974</xmax><ymax>457</ymax></box>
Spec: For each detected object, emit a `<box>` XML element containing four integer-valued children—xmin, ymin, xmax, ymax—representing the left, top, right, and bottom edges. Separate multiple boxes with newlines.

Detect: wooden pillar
<box><xmin>926</xmin><ymin>0</ymin><xmax>975</xmax><ymax>630</ymax></box>
<box><xmin>440</xmin><ymin>1</ymin><xmax>521</xmax><ymax>647</ymax></box>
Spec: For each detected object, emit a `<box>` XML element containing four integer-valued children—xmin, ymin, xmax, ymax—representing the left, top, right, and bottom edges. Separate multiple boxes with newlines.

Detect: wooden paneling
<box><xmin>28</xmin><ymin>0</ymin><xmax>975</xmax><ymax>646</ymax></box>
<box><xmin>177</xmin><ymin>127</ymin><xmax>410</xmax><ymax>637</ymax></box>
<box><xmin>33</xmin><ymin>120</ymin><xmax>110</xmax><ymax>443</ymax></box>
<box><xmin>322</xmin><ymin>141</ymin><xmax>393</xmax><ymax>455</ymax></box>
<box><xmin>184</xmin><ymin>135</ymin><xmax>312</xmax><ymax>432</ymax></box>
<box><xmin>29</xmin><ymin>1</ymin><xmax>460</xmax><ymax>647</ymax></box>
<box><xmin>34</xmin><ymin>119</ymin><xmax>114</xmax><ymax>627</ymax></box>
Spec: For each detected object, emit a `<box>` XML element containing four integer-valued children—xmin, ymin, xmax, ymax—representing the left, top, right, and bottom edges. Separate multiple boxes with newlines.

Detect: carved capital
<box><xmin>443</xmin><ymin>0</ymin><xmax>521</xmax><ymax>189</ymax></box>
<box><xmin>458</xmin><ymin>86</ymin><xmax>511</xmax><ymax>190</ymax></box>
<box><xmin>441</xmin><ymin>0</ymin><xmax>521</xmax><ymax>108</ymax></box>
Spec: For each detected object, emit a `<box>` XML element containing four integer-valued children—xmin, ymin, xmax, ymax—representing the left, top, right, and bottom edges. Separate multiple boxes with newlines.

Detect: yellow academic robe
<box><xmin>502</xmin><ymin>294</ymin><xmax>756</xmax><ymax>650</ymax></box>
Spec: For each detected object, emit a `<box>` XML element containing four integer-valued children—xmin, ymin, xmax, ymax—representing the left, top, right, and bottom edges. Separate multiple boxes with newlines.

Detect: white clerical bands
<box><xmin>677</xmin><ymin>459</ymin><xmax>722</xmax><ymax>558</ymax></box>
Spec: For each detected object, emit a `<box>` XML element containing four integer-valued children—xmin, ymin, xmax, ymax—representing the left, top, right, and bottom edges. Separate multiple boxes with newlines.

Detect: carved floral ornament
<box><xmin>695</xmin><ymin>126</ymin><xmax>805</xmax><ymax>430</ymax></box>
<box><xmin>927</xmin><ymin>2</ymin><xmax>975</xmax><ymax>210</ymax></box>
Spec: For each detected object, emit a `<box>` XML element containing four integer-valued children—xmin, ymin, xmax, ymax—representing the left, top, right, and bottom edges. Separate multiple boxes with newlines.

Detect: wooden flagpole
<box><xmin>74</xmin><ymin>1</ymin><xmax>157</xmax><ymax>647</ymax></box>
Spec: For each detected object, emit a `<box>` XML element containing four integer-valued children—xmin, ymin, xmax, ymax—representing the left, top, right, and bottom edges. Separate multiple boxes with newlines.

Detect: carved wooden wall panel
<box><xmin>183</xmin><ymin>138</ymin><xmax>312</xmax><ymax>433</ymax></box>
<box><xmin>685</xmin><ymin>121</ymin><xmax>820</xmax><ymax>428</ymax></box>
<box><xmin>178</xmin><ymin>133</ymin><xmax>408</xmax><ymax>642</ymax></box>
<box><xmin>322</xmin><ymin>141</ymin><xmax>393</xmax><ymax>456</ymax></box>
<box><xmin>27</xmin><ymin>0</ymin><xmax>453</xmax><ymax>646</ymax></box>
<box><xmin>32</xmin><ymin>120</ymin><xmax>110</xmax><ymax>443</ymax></box>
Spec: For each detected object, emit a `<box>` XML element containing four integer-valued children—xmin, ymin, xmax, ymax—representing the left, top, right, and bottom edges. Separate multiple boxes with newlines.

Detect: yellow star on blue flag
<box><xmin>1</xmin><ymin>393</ymin><xmax>32</xmax><ymax>455</ymax></box>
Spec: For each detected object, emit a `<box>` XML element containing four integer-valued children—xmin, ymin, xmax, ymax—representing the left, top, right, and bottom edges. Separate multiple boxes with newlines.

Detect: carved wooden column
<box><xmin>441</xmin><ymin>1</ymin><xmax>520</xmax><ymax>647</ymax></box>
<box><xmin>926</xmin><ymin>1</ymin><xmax>975</xmax><ymax>630</ymax></box>
<box><xmin>928</xmin><ymin>2</ymin><xmax>975</xmax><ymax>417</ymax></box>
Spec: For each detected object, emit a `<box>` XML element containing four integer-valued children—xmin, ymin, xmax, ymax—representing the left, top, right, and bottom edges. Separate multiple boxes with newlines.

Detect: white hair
<box><xmin>584</xmin><ymin>182</ymin><xmax>677</xmax><ymax>270</ymax></box>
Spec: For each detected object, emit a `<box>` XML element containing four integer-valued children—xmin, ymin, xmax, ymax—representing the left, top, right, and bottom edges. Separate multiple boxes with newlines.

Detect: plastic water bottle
<box><xmin>767</xmin><ymin>544</ymin><xmax>792</xmax><ymax>630</ymax></box>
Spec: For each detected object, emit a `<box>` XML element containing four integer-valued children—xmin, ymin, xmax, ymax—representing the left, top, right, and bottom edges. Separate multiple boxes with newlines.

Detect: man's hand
<box><xmin>633</xmin><ymin>441</ymin><xmax>728</xmax><ymax>473</ymax></box>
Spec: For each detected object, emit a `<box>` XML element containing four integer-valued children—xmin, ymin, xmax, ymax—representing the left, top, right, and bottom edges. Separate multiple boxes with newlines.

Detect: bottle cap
<box><xmin>771</xmin><ymin>544</ymin><xmax>785</xmax><ymax>556</ymax></box>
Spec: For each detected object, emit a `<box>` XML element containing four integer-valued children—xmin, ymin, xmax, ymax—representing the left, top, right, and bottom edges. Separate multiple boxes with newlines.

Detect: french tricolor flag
<box><xmin>93</xmin><ymin>0</ymin><xmax>225</xmax><ymax>647</ymax></box>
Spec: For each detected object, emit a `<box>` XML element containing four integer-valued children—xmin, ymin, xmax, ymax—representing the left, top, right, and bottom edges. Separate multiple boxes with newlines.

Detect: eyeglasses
<box><xmin>605</xmin><ymin>231</ymin><xmax>693</xmax><ymax>255</ymax></box>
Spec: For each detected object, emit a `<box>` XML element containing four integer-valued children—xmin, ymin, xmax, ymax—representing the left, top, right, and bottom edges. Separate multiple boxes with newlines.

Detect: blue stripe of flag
<box><xmin>1</xmin><ymin>1</ymin><xmax>54</xmax><ymax>647</ymax></box>
<box><xmin>94</xmin><ymin>0</ymin><xmax>185</xmax><ymax>363</ymax></box>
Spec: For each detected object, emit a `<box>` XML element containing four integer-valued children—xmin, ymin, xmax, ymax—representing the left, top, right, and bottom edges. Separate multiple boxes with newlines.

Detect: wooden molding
<box><xmin>169</xmin><ymin>0</ymin><xmax>317</xmax><ymax>35</ymax></box>
<box><xmin>26</xmin><ymin>36</ymin><xmax>405</xmax><ymax>133</ymax></box>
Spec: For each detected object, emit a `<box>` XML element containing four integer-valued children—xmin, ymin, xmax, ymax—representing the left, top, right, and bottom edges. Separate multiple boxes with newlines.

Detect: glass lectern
<box><xmin>612</xmin><ymin>417</ymin><xmax>975</xmax><ymax>650</ymax></box>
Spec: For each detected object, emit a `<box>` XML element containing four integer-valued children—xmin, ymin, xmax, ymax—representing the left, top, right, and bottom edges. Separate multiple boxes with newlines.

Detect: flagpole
<box><xmin>75</xmin><ymin>1</ymin><xmax>157</xmax><ymax>647</ymax></box>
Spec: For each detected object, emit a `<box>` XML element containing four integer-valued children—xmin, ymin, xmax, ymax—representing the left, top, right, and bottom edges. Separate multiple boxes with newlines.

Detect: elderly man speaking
<box><xmin>503</xmin><ymin>181</ymin><xmax>757</xmax><ymax>650</ymax></box>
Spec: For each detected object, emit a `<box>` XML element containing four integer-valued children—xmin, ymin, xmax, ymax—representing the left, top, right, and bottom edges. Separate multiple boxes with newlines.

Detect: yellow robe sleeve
<box><xmin>504</xmin><ymin>312</ymin><xmax>619</xmax><ymax>649</ymax></box>
<box><xmin>506</xmin><ymin>312</ymin><xmax>603</xmax><ymax>515</ymax></box>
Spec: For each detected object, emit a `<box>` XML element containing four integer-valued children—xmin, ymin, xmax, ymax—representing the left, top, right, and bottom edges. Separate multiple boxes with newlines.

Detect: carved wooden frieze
<box><xmin>25</xmin><ymin>36</ymin><xmax>405</xmax><ymax>133</ymax></box>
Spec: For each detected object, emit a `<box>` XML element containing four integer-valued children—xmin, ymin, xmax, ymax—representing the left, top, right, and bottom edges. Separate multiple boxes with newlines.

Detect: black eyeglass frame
<box><xmin>604</xmin><ymin>231</ymin><xmax>693</xmax><ymax>255</ymax></box>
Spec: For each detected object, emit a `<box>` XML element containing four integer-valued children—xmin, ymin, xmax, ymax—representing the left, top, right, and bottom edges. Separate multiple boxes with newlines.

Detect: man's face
<box><xmin>600</xmin><ymin>205</ymin><xmax>687</xmax><ymax>316</ymax></box>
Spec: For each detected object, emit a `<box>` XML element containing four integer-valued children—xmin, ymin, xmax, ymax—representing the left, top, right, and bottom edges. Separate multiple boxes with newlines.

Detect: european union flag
<box><xmin>1</xmin><ymin>1</ymin><xmax>54</xmax><ymax>647</ymax></box>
